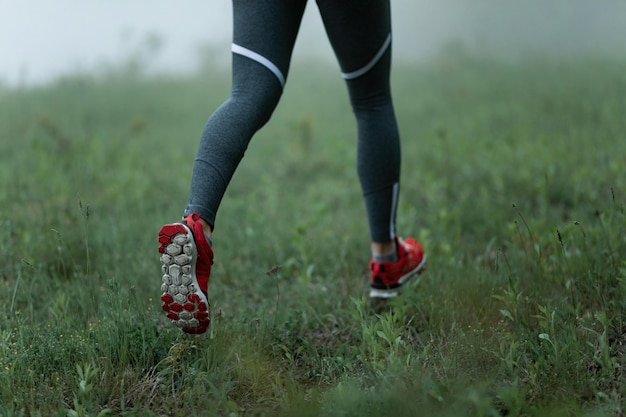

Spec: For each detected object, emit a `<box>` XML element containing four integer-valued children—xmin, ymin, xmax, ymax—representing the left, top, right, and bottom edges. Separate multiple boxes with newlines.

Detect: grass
<box><xmin>0</xmin><ymin>50</ymin><xmax>625</xmax><ymax>416</ymax></box>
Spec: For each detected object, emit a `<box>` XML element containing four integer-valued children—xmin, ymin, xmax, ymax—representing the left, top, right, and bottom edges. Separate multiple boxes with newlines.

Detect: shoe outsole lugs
<box><xmin>158</xmin><ymin>223</ymin><xmax>210</xmax><ymax>334</ymax></box>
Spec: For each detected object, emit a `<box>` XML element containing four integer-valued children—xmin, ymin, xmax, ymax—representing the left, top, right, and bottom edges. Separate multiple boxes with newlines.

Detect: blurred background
<box><xmin>2</xmin><ymin>0</ymin><xmax>626</xmax><ymax>87</ymax></box>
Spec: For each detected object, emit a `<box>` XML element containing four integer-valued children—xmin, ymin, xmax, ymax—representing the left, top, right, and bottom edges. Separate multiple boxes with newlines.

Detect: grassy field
<box><xmin>0</xmin><ymin>51</ymin><xmax>625</xmax><ymax>416</ymax></box>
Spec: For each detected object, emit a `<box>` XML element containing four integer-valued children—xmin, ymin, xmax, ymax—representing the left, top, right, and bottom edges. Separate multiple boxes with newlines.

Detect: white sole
<box><xmin>159</xmin><ymin>224</ymin><xmax>210</xmax><ymax>330</ymax></box>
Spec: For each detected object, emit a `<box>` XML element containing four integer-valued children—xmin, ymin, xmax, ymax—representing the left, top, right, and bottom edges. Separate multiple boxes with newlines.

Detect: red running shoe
<box><xmin>158</xmin><ymin>213</ymin><xmax>213</xmax><ymax>334</ymax></box>
<box><xmin>369</xmin><ymin>237</ymin><xmax>426</xmax><ymax>298</ymax></box>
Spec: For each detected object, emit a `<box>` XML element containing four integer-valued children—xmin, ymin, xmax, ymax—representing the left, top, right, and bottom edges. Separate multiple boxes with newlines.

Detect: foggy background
<box><xmin>2</xmin><ymin>0</ymin><xmax>626</xmax><ymax>87</ymax></box>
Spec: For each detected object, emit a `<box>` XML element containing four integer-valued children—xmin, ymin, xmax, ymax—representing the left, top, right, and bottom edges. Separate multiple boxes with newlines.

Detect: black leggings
<box><xmin>186</xmin><ymin>0</ymin><xmax>401</xmax><ymax>242</ymax></box>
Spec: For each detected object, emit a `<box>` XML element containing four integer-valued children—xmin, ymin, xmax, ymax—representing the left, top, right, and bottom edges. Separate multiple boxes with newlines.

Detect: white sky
<box><xmin>0</xmin><ymin>1</ymin><xmax>233</xmax><ymax>85</ymax></box>
<box><xmin>1</xmin><ymin>0</ymin><xmax>625</xmax><ymax>86</ymax></box>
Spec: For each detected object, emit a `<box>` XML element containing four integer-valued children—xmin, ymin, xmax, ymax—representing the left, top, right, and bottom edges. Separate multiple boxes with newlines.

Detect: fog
<box><xmin>2</xmin><ymin>0</ymin><xmax>626</xmax><ymax>86</ymax></box>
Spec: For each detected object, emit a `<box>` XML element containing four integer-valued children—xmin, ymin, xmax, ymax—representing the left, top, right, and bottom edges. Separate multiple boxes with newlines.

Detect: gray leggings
<box><xmin>185</xmin><ymin>0</ymin><xmax>402</xmax><ymax>242</ymax></box>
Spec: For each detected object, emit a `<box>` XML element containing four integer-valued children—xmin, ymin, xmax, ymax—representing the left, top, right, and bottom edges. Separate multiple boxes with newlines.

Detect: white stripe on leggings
<box><xmin>232</xmin><ymin>43</ymin><xmax>286</xmax><ymax>88</ymax></box>
<box><xmin>341</xmin><ymin>33</ymin><xmax>392</xmax><ymax>81</ymax></box>
<box><xmin>389</xmin><ymin>181</ymin><xmax>399</xmax><ymax>239</ymax></box>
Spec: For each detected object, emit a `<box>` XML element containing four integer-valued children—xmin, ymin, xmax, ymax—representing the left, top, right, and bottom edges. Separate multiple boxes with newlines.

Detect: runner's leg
<box><xmin>316</xmin><ymin>0</ymin><xmax>400</xmax><ymax>245</ymax></box>
<box><xmin>185</xmin><ymin>0</ymin><xmax>308</xmax><ymax>230</ymax></box>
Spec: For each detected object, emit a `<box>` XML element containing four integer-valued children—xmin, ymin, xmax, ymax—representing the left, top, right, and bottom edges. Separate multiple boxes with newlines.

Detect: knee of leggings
<box><xmin>350</xmin><ymin>92</ymin><xmax>393</xmax><ymax>114</ymax></box>
<box><xmin>231</xmin><ymin>87</ymin><xmax>282</xmax><ymax>129</ymax></box>
<box><xmin>345</xmin><ymin>64</ymin><xmax>392</xmax><ymax>112</ymax></box>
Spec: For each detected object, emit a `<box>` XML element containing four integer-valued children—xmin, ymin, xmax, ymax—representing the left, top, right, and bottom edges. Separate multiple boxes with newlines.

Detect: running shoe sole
<box><xmin>159</xmin><ymin>223</ymin><xmax>210</xmax><ymax>333</ymax></box>
<box><xmin>369</xmin><ymin>254</ymin><xmax>427</xmax><ymax>299</ymax></box>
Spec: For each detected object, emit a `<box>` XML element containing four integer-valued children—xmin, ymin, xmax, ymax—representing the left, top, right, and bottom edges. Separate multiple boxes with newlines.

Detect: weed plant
<box><xmin>0</xmin><ymin>51</ymin><xmax>625</xmax><ymax>416</ymax></box>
